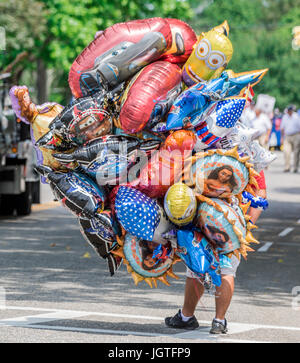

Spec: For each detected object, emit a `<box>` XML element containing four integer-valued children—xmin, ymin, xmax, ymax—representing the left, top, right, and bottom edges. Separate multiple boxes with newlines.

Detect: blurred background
<box><xmin>1</xmin><ymin>0</ymin><xmax>300</xmax><ymax>107</ymax></box>
<box><xmin>0</xmin><ymin>0</ymin><xmax>299</xmax><ymax>215</ymax></box>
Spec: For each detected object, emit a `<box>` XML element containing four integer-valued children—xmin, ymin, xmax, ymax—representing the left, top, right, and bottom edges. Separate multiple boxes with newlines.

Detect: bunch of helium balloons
<box><xmin>10</xmin><ymin>17</ymin><xmax>276</xmax><ymax>289</ymax></box>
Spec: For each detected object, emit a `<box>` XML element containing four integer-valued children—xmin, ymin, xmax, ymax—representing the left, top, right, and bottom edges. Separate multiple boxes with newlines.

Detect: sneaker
<box><xmin>284</xmin><ymin>169</ymin><xmax>290</xmax><ymax>173</ymax></box>
<box><xmin>210</xmin><ymin>318</ymin><xmax>228</xmax><ymax>334</ymax></box>
<box><xmin>165</xmin><ymin>309</ymin><xmax>199</xmax><ymax>330</ymax></box>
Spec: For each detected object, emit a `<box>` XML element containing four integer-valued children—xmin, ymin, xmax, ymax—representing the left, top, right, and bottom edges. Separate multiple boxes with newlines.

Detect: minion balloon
<box><xmin>182</xmin><ymin>21</ymin><xmax>233</xmax><ymax>87</ymax></box>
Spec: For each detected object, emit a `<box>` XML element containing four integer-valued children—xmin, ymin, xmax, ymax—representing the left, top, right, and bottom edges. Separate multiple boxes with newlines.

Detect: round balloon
<box><xmin>115</xmin><ymin>186</ymin><xmax>172</xmax><ymax>244</ymax></box>
<box><xmin>164</xmin><ymin>183</ymin><xmax>197</xmax><ymax>226</ymax></box>
<box><xmin>197</xmin><ymin>198</ymin><xmax>246</xmax><ymax>254</ymax></box>
<box><xmin>190</xmin><ymin>150</ymin><xmax>250</xmax><ymax>198</ymax></box>
<box><xmin>123</xmin><ymin>234</ymin><xmax>174</xmax><ymax>278</ymax></box>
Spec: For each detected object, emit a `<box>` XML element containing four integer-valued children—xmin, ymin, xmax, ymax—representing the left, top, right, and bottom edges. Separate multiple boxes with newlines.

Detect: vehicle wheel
<box><xmin>15</xmin><ymin>182</ymin><xmax>32</xmax><ymax>216</ymax></box>
<box><xmin>0</xmin><ymin>195</ymin><xmax>16</xmax><ymax>215</ymax></box>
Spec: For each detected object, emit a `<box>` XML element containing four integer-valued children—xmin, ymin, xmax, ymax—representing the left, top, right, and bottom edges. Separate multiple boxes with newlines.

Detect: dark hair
<box><xmin>207</xmin><ymin>165</ymin><xmax>237</xmax><ymax>189</ymax></box>
<box><xmin>206</xmin><ymin>225</ymin><xmax>229</xmax><ymax>243</ymax></box>
<box><xmin>139</xmin><ymin>240</ymin><xmax>162</xmax><ymax>271</ymax></box>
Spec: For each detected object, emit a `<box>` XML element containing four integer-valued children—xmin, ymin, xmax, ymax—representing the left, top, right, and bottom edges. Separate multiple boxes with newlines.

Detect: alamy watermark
<box><xmin>0</xmin><ymin>27</ymin><xmax>6</xmax><ymax>50</ymax></box>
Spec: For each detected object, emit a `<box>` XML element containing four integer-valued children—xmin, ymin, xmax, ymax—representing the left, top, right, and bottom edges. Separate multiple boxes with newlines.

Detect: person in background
<box><xmin>280</xmin><ymin>105</ymin><xmax>300</xmax><ymax>173</ymax></box>
<box><xmin>269</xmin><ymin>108</ymin><xmax>282</xmax><ymax>151</ymax></box>
<box><xmin>251</xmin><ymin>108</ymin><xmax>272</xmax><ymax>149</ymax></box>
<box><xmin>240</xmin><ymin>100</ymin><xmax>256</xmax><ymax>128</ymax></box>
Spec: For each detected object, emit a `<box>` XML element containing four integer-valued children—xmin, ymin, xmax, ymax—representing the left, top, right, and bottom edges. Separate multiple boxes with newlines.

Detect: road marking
<box><xmin>257</xmin><ymin>242</ymin><xmax>273</xmax><ymax>252</ymax></box>
<box><xmin>278</xmin><ymin>227</ymin><xmax>294</xmax><ymax>237</ymax></box>
<box><xmin>0</xmin><ymin>305</ymin><xmax>300</xmax><ymax>342</ymax></box>
<box><xmin>0</xmin><ymin>310</ymin><xmax>91</xmax><ymax>326</ymax></box>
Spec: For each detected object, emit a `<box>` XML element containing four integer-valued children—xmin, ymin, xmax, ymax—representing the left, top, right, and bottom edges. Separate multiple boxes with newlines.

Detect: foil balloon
<box><xmin>106</xmin><ymin>253</ymin><xmax>123</xmax><ymax>277</ymax></box>
<box><xmin>53</xmin><ymin>135</ymin><xmax>160</xmax><ymax>185</ymax></box>
<box><xmin>245</xmin><ymin>140</ymin><xmax>277</xmax><ymax>172</ymax></box>
<box><xmin>52</xmin><ymin>135</ymin><xmax>160</xmax><ymax>165</ymax></box>
<box><xmin>196</xmin><ymin>197</ymin><xmax>258</xmax><ymax>258</ymax></box>
<box><xmin>69</xmin><ymin>18</ymin><xmax>173</xmax><ymax>97</ymax></box>
<box><xmin>69</xmin><ymin>17</ymin><xmax>197</xmax><ymax>98</ymax></box>
<box><xmin>241</xmin><ymin>191</ymin><xmax>269</xmax><ymax>210</ymax></box>
<box><xmin>176</xmin><ymin>229</ymin><xmax>222</xmax><ymax>286</ymax></box>
<box><xmin>115</xmin><ymin>186</ymin><xmax>173</xmax><ymax>244</ymax></box>
<box><xmin>119</xmin><ymin>61</ymin><xmax>182</xmax><ymax>134</ymax></box>
<box><xmin>160</xmin><ymin>18</ymin><xmax>198</xmax><ymax>64</ymax></box>
<box><xmin>9</xmin><ymin>85</ymin><xmax>66</xmax><ymax>171</ymax></box>
<box><xmin>123</xmin><ymin>234</ymin><xmax>175</xmax><ymax>279</ymax></box>
<box><xmin>190</xmin><ymin>148</ymin><xmax>253</xmax><ymax>198</ymax></box>
<box><xmin>78</xmin><ymin>211</ymin><xmax>122</xmax><ymax>276</ymax></box>
<box><xmin>128</xmin><ymin>130</ymin><xmax>196</xmax><ymax>198</ymax></box>
<box><xmin>182</xmin><ymin>21</ymin><xmax>233</xmax><ymax>87</ymax></box>
<box><xmin>35</xmin><ymin>165</ymin><xmax>106</xmax><ymax>219</ymax></box>
<box><xmin>166</xmin><ymin>75</ymin><xmax>227</xmax><ymax>131</ymax></box>
<box><xmin>214</xmin><ymin>121</ymin><xmax>261</xmax><ymax>150</ymax></box>
<box><xmin>164</xmin><ymin>183</ymin><xmax>197</xmax><ymax>226</ymax></box>
<box><xmin>37</xmin><ymin>92</ymin><xmax>113</xmax><ymax>148</ymax></box>
<box><xmin>114</xmin><ymin>127</ymin><xmax>165</xmax><ymax>143</ymax></box>
<box><xmin>224</xmin><ymin>68</ymin><xmax>268</xmax><ymax>97</ymax></box>
<box><xmin>166</xmin><ymin>68</ymin><xmax>268</xmax><ymax>131</ymax></box>
<box><xmin>193</xmin><ymin>96</ymin><xmax>246</xmax><ymax>151</ymax></box>
<box><xmin>78</xmin><ymin>211</ymin><xmax>121</xmax><ymax>259</ymax></box>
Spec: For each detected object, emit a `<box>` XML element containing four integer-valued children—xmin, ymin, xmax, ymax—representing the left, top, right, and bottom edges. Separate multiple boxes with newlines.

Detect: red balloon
<box><xmin>119</xmin><ymin>61</ymin><xmax>182</xmax><ymax>134</ymax></box>
<box><xmin>69</xmin><ymin>18</ymin><xmax>173</xmax><ymax>98</ymax></box>
<box><xmin>127</xmin><ymin>130</ymin><xmax>197</xmax><ymax>198</ymax></box>
<box><xmin>160</xmin><ymin>18</ymin><xmax>198</xmax><ymax>65</ymax></box>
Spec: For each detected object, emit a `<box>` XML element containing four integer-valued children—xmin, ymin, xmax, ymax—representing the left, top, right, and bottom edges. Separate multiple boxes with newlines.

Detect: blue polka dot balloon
<box><xmin>115</xmin><ymin>186</ymin><xmax>171</xmax><ymax>243</ymax></box>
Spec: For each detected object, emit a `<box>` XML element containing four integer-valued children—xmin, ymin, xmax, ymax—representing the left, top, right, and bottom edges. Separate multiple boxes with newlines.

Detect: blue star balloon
<box><xmin>166</xmin><ymin>68</ymin><xmax>268</xmax><ymax>131</ymax></box>
<box><xmin>166</xmin><ymin>75</ymin><xmax>227</xmax><ymax>131</ymax></box>
<box><xmin>194</xmin><ymin>96</ymin><xmax>246</xmax><ymax>151</ymax></box>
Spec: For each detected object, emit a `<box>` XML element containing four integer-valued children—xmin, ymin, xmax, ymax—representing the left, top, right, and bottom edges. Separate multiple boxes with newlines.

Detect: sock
<box><xmin>214</xmin><ymin>318</ymin><xmax>225</xmax><ymax>325</ymax></box>
<box><xmin>180</xmin><ymin>310</ymin><xmax>193</xmax><ymax>322</ymax></box>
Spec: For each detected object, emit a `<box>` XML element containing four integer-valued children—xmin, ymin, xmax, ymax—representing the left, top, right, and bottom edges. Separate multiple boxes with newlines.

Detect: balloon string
<box><xmin>191</xmin><ymin>277</ymin><xmax>208</xmax><ymax>312</ymax></box>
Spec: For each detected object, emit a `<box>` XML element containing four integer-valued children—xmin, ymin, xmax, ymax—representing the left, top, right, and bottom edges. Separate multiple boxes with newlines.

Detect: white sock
<box><xmin>214</xmin><ymin>318</ymin><xmax>225</xmax><ymax>325</ymax></box>
<box><xmin>180</xmin><ymin>310</ymin><xmax>193</xmax><ymax>322</ymax></box>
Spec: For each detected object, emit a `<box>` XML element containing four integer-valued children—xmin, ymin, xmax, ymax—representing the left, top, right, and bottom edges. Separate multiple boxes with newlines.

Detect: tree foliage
<box><xmin>1</xmin><ymin>0</ymin><xmax>300</xmax><ymax>109</ymax></box>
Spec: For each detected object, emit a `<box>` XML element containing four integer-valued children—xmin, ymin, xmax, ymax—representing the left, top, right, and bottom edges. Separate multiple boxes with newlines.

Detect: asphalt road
<box><xmin>0</xmin><ymin>150</ymin><xmax>299</xmax><ymax>344</ymax></box>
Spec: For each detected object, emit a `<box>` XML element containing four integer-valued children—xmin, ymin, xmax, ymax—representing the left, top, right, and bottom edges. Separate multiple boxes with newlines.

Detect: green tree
<box><xmin>1</xmin><ymin>0</ymin><xmax>194</xmax><ymax>104</ymax></box>
<box><xmin>192</xmin><ymin>0</ymin><xmax>300</xmax><ymax>110</ymax></box>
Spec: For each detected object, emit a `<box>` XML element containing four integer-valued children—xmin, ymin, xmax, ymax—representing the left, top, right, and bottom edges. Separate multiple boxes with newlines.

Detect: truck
<box><xmin>0</xmin><ymin>72</ymin><xmax>39</xmax><ymax>216</ymax></box>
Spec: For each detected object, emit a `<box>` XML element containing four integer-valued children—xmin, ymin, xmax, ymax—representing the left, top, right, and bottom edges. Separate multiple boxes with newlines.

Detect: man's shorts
<box><xmin>186</xmin><ymin>254</ymin><xmax>240</xmax><ymax>279</ymax></box>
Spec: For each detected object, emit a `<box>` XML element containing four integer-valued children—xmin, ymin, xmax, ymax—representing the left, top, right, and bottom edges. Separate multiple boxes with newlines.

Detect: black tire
<box><xmin>15</xmin><ymin>182</ymin><xmax>32</xmax><ymax>216</ymax></box>
<box><xmin>0</xmin><ymin>194</ymin><xmax>16</xmax><ymax>215</ymax></box>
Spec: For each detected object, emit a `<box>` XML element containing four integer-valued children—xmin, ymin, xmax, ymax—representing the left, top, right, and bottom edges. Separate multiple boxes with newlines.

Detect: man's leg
<box><xmin>293</xmin><ymin>134</ymin><xmax>300</xmax><ymax>172</ymax></box>
<box><xmin>182</xmin><ymin>277</ymin><xmax>205</xmax><ymax>317</ymax></box>
<box><xmin>283</xmin><ymin>136</ymin><xmax>292</xmax><ymax>171</ymax></box>
<box><xmin>210</xmin><ymin>254</ymin><xmax>240</xmax><ymax>334</ymax></box>
<box><xmin>215</xmin><ymin>274</ymin><xmax>235</xmax><ymax>321</ymax></box>
<box><xmin>165</xmin><ymin>271</ymin><xmax>203</xmax><ymax>330</ymax></box>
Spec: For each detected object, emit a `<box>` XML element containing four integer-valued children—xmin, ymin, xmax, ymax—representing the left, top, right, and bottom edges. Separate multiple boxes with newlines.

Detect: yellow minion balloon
<box><xmin>182</xmin><ymin>21</ymin><xmax>233</xmax><ymax>87</ymax></box>
<box><xmin>164</xmin><ymin>183</ymin><xmax>197</xmax><ymax>226</ymax></box>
